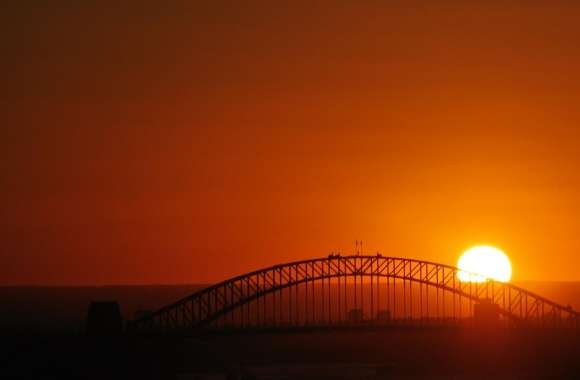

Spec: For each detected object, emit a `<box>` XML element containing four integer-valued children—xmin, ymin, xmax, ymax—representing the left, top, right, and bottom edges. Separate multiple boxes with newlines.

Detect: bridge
<box><xmin>128</xmin><ymin>255</ymin><xmax>580</xmax><ymax>332</ymax></box>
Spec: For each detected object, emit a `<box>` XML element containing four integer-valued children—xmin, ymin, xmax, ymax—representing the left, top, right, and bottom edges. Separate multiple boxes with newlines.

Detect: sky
<box><xmin>2</xmin><ymin>1</ymin><xmax>580</xmax><ymax>285</ymax></box>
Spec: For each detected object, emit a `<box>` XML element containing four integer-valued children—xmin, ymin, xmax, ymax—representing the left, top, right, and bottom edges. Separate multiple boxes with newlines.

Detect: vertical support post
<box><xmin>371</xmin><ymin>257</ymin><xmax>374</xmax><ymax>322</ymax></box>
<box><xmin>502</xmin><ymin>285</ymin><xmax>506</xmax><ymax>323</ymax></box>
<box><xmin>305</xmin><ymin>264</ymin><xmax>308</xmax><ymax>325</ymax></box>
<box><xmin>402</xmin><ymin>261</ymin><xmax>406</xmax><ymax>319</ymax></box>
<box><xmin>313</xmin><ymin>262</ymin><xmax>316</xmax><ymax>324</ymax></box>
<box><xmin>272</xmin><ymin>271</ymin><xmax>277</xmax><ymax>327</ymax></box>
<box><xmin>328</xmin><ymin>259</ymin><xmax>332</xmax><ymax>324</ymax></box>
<box><xmin>360</xmin><ymin>257</ymin><xmax>363</xmax><ymax>320</ymax></box>
<box><xmin>262</xmin><ymin>273</ymin><xmax>266</xmax><ymax>327</ymax></box>
<box><xmin>245</xmin><ymin>279</ymin><xmax>251</xmax><ymax>326</ymax></box>
<box><xmin>321</xmin><ymin>262</ymin><xmax>325</xmax><ymax>324</ymax></box>
<box><xmin>452</xmin><ymin>271</ymin><xmax>456</xmax><ymax>322</ymax></box>
<box><xmin>519</xmin><ymin>291</ymin><xmax>523</xmax><ymax>319</ymax></box>
<box><xmin>295</xmin><ymin>265</ymin><xmax>299</xmax><ymax>325</ymax></box>
<box><xmin>419</xmin><ymin>263</ymin><xmax>423</xmax><ymax>321</ymax></box>
<box><xmin>279</xmin><ymin>270</ymin><xmax>282</xmax><ymax>326</ymax></box>
<box><xmin>507</xmin><ymin>286</ymin><xmax>511</xmax><ymax>316</ymax></box>
<box><xmin>469</xmin><ymin>280</ymin><xmax>473</xmax><ymax>321</ymax></box>
<box><xmin>336</xmin><ymin>258</ymin><xmax>342</xmax><ymax>322</ymax></box>
<box><xmin>214</xmin><ymin>288</ymin><xmax>218</xmax><ymax>327</ymax></box>
<box><xmin>442</xmin><ymin>268</ymin><xmax>445</xmax><ymax>320</ymax></box>
<box><xmin>377</xmin><ymin>258</ymin><xmax>380</xmax><ymax>320</ymax></box>
<box><xmin>344</xmin><ymin>258</ymin><xmax>347</xmax><ymax>323</ymax></box>
<box><xmin>393</xmin><ymin>261</ymin><xmax>397</xmax><ymax>321</ymax></box>
<box><xmin>409</xmin><ymin>261</ymin><xmax>413</xmax><ymax>320</ymax></box>
<box><xmin>436</xmin><ymin>268</ymin><xmax>439</xmax><ymax>320</ymax></box>
<box><xmin>426</xmin><ymin>265</ymin><xmax>429</xmax><ymax>321</ymax></box>
<box><xmin>288</xmin><ymin>269</ymin><xmax>292</xmax><ymax>325</ymax></box>
<box><xmin>458</xmin><ymin>277</ymin><xmax>461</xmax><ymax>321</ymax></box>
<box><xmin>354</xmin><ymin>257</ymin><xmax>358</xmax><ymax>314</ymax></box>
<box><xmin>386</xmin><ymin>259</ymin><xmax>390</xmax><ymax>320</ymax></box>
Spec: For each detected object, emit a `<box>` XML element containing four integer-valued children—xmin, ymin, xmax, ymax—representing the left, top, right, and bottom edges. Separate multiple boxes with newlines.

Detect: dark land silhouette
<box><xmin>2</xmin><ymin>281</ymin><xmax>579</xmax><ymax>334</ymax></box>
<box><xmin>2</xmin><ymin>324</ymin><xmax>579</xmax><ymax>379</ymax></box>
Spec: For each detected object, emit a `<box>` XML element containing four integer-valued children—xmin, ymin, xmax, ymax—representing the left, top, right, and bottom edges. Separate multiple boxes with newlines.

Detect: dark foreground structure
<box><xmin>2</xmin><ymin>326</ymin><xmax>579</xmax><ymax>379</ymax></box>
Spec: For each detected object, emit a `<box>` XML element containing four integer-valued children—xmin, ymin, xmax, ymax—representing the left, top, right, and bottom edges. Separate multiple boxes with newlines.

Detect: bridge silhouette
<box><xmin>129</xmin><ymin>255</ymin><xmax>580</xmax><ymax>332</ymax></box>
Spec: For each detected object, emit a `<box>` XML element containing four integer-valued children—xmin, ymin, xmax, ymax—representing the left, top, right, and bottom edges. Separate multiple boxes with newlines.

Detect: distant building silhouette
<box><xmin>86</xmin><ymin>301</ymin><xmax>123</xmax><ymax>335</ymax></box>
<box><xmin>134</xmin><ymin>309</ymin><xmax>153</xmax><ymax>321</ymax></box>
<box><xmin>474</xmin><ymin>298</ymin><xmax>500</xmax><ymax>327</ymax></box>
<box><xmin>348</xmin><ymin>308</ymin><xmax>364</xmax><ymax>323</ymax></box>
<box><xmin>376</xmin><ymin>309</ymin><xmax>392</xmax><ymax>321</ymax></box>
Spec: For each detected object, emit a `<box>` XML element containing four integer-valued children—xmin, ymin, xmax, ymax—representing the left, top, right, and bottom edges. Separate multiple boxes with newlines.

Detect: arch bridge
<box><xmin>129</xmin><ymin>255</ymin><xmax>579</xmax><ymax>332</ymax></box>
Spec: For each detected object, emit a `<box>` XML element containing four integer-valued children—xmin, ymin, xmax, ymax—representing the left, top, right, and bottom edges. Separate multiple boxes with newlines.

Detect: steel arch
<box><xmin>128</xmin><ymin>255</ymin><xmax>580</xmax><ymax>332</ymax></box>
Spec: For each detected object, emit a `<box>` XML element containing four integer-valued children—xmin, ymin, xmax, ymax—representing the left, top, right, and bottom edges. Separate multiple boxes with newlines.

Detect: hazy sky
<box><xmin>3</xmin><ymin>1</ymin><xmax>580</xmax><ymax>284</ymax></box>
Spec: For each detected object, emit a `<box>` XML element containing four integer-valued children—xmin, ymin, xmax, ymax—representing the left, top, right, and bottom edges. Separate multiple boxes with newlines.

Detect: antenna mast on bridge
<box><xmin>355</xmin><ymin>240</ymin><xmax>363</xmax><ymax>255</ymax></box>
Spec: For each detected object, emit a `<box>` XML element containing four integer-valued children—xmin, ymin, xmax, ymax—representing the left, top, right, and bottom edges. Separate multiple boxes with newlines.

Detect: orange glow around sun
<box><xmin>457</xmin><ymin>246</ymin><xmax>512</xmax><ymax>283</ymax></box>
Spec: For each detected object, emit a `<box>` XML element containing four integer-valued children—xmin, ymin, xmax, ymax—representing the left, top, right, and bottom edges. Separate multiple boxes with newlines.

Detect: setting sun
<box><xmin>457</xmin><ymin>245</ymin><xmax>512</xmax><ymax>283</ymax></box>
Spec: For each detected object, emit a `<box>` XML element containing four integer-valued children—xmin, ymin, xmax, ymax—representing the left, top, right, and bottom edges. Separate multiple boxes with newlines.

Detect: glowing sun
<box><xmin>457</xmin><ymin>245</ymin><xmax>512</xmax><ymax>283</ymax></box>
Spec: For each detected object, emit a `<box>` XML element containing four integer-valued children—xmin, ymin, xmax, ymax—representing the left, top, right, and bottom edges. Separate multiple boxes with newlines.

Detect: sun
<box><xmin>457</xmin><ymin>245</ymin><xmax>512</xmax><ymax>283</ymax></box>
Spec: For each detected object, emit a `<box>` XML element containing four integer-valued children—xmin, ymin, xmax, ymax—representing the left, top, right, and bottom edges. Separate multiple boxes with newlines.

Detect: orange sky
<box><xmin>2</xmin><ymin>1</ymin><xmax>580</xmax><ymax>284</ymax></box>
